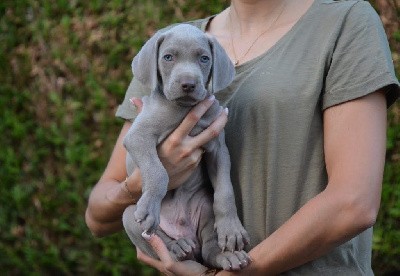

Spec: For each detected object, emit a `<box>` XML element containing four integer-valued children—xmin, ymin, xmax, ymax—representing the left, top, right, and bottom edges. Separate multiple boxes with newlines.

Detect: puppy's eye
<box><xmin>200</xmin><ymin>55</ymin><xmax>210</xmax><ymax>63</ymax></box>
<box><xmin>163</xmin><ymin>54</ymin><xmax>173</xmax><ymax>61</ymax></box>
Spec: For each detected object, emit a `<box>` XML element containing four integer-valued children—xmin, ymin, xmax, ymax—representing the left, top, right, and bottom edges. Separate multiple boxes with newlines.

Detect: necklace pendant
<box><xmin>234</xmin><ymin>60</ymin><xmax>239</xmax><ymax>66</ymax></box>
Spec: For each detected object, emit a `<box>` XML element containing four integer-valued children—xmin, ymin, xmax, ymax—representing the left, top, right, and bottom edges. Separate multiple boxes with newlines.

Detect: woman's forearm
<box><xmin>85</xmin><ymin>168</ymin><xmax>142</xmax><ymax>237</ymax></box>
<box><xmin>85</xmin><ymin>121</ymin><xmax>143</xmax><ymax>237</ymax></box>
<box><xmin>235</xmin><ymin>186</ymin><xmax>375</xmax><ymax>275</ymax></box>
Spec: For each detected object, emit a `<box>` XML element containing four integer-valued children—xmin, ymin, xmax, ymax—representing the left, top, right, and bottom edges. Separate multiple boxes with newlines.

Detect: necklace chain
<box><xmin>229</xmin><ymin>1</ymin><xmax>287</xmax><ymax>66</ymax></box>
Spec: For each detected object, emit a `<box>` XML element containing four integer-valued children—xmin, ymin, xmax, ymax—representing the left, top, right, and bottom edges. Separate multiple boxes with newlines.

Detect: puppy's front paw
<box><xmin>215</xmin><ymin>250</ymin><xmax>251</xmax><ymax>271</ymax></box>
<box><xmin>214</xmin><ymin>216</ymin><xmax>250</xmax><ymax>252</ymax></box>
<box><xmin>134</xmin><ymin>192</ymin><xmax>162</xmax><ymax>233</ymax></box>
<box><xmin>167</xmin><ymin>238</ymin><xmax>196</xmax><ymax>261</ymax></box>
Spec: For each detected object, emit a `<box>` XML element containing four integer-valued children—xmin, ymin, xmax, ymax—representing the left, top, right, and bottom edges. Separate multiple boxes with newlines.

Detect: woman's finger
<box><xmin>136</xmin><ymin>248</ymin><xmax>168</xmax><ymax>274</ymax></box>
<box><xmin>142</xmin><ymin>232</ymin><xmax>175</xmax><ymax>265</ymax></box>
<box><xmin>143</xmin><ymin>233</ymin><xmax>208</xmax><ymax>276</ymax></box>
<box><xmin>190</xmin><ymin>107</ymin><xmax>228</xmax><ymax>149</ymax></box>
<box><xmin>185</xmin><ymin>147</ymin><xmax>204</xmax><ymax>169</ymax></box>
<box><xmin>172</xmin><ymin>95</ymin><xmax>215</xmax><ymax>140</ymax></box>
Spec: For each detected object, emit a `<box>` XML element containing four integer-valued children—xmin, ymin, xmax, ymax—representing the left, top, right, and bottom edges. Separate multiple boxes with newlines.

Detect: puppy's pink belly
<box><xmin>159</xmin><ymin>211</ymin><xmax>197</xmax><ymax>242</ymax></box>
<box><xmin>159</xmin><ymin>189</ymin><xmax>210</xmax><ymax>244</ymax></box>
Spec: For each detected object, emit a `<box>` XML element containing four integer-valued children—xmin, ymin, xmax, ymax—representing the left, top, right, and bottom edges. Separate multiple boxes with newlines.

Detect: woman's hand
<box><xmin>137</xmin><ymin>233</ymin><xmax>209</xmax><ymax>276</ymax></box>
<box><xmin>131</xmin><ymin>95</ymin><xmax>228</xmax><ymax>190</ymax></box>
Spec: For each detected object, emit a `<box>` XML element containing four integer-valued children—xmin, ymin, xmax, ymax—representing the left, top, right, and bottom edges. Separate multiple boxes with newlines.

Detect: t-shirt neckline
<box><xmin>201</xmin><ymin>0</ymin><xmax>320</xmax><ymax>72</ymax></box>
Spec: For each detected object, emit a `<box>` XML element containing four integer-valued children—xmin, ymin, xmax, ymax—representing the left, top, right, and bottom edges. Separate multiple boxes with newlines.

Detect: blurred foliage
<box><xmin>0</xmin><ymin>0</ymin><xmax>398</xmax><ymax>275</ymax></box>
<box><xmin>0</xmin><ymin>0</ymin><xmax>227</xmax><ymax>275</ymax></box>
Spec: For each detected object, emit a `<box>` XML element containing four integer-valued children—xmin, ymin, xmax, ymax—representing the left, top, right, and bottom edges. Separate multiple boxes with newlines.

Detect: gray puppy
<box><xmin>122</xmin><ymin>24</ymin><xmax>250</xmax><ymax>270</ymax></box>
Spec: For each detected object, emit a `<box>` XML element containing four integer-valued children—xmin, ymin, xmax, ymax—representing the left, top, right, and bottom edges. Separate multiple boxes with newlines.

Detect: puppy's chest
<box><xmin>143</xmin><ymin>95</ymin><xmax>222</xmax><ymax>144</ymax></box>
<box><xmin>159</xmin><ymin>187</ymin><xmax>212</xmax><ymax>250</ymax></box>
<box><xmin>190</xmin><ymin>101</ymin><xmax>223</xmax><ymax>137</ymax></box>
<box><xmin>155</xmin><ymin>113</ymin><xmax>217</xmax><ymax>146</ymax></box>
<box><xmin>189</xmin><ymin>117</ymin><xmax>213</xmax><ymax>137</ymax></box>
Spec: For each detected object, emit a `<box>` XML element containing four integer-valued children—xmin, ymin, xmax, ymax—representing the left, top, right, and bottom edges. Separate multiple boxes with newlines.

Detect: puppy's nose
<box><xmin>181</xmin><ymin>80</ymin><xmax>196</xmax><ymax>93</ymax></box>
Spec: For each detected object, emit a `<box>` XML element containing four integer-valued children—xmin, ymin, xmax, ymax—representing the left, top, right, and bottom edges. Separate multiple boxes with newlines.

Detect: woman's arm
<box><xmin>85</xmin><ymin>121</ymin><xmax>141</xmax><ymax>237</ymax></box>
<box><xmin>217</xmin><ymin>90</ymin><xmax>387</xmax><ymax>275</ymax></box>
<box><xmin>85</xmin><ymin>96</ymin><xmax>228</xmax><ymax>237</ymax></box>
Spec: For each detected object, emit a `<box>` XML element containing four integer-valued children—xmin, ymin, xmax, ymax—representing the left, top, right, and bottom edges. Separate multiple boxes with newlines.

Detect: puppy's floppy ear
<box><xmin>207</xmin><ymin>35</ymin><xmax>235</xmax><ymax>93</ymax></box>
<box><xmin>132</xmin><ymin>31</ymin><xmax>165</xmax><ymax>91</ymax></box>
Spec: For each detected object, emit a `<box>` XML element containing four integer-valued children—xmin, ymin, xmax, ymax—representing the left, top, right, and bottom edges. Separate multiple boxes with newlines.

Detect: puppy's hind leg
<box><xmin>123</xmin><ymin>205</ymin><xmax>189</xmax><ymax>261</ymax></box>
<box><xmin>123</xmin><ymin>205</ymin><xmax>159</xmax><ymax>260</ymax></box>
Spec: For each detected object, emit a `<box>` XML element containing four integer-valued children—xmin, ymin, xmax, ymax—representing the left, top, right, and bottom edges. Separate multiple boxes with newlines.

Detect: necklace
<box><xmin>229</xmin><ymin>1</ymin><xmax>287</xmax><ymax>66</ymax></box>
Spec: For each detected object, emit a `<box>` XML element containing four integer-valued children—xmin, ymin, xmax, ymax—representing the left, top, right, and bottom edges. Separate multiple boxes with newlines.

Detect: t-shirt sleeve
<box><xmin>115</xmin><ymin>77</ymin><xmax>150</xmax><ymax>121</ymax></box>
<box><xmin>323</xmin><ymin>1</ymin><xmax>400</xmax><ymax>110</ymax></box>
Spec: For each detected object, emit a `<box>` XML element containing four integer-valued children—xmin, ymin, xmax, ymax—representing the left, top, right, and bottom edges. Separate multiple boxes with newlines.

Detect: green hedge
<box><xmin>0</xmin><ymin>0</ymin><xmax>398</xmax><ymax>275</ymax></box>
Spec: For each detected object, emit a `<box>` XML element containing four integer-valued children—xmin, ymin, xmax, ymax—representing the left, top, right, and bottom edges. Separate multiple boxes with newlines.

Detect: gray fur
<box><xmin>122</xmin><ymin>24</ymin><xmax>250</xmax><ymax>269</ymax></box>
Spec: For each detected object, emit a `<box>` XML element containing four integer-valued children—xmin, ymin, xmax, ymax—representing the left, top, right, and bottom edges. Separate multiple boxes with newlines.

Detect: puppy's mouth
<box><xmin>174</xmin><ymin>95</ymin><xmax>201</xmax><ymax>107</ymax></box>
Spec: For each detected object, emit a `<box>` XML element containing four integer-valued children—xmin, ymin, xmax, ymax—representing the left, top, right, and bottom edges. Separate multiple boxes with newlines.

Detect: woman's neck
<box><xmin>207</xmin><ymin>0</ymin><xmax>314</xmax><ymax>65</ymax></box>
<box><xmin>229</xmin><ymin>0</ymin><xmax>287</xmax><ymax>34</ymax></box>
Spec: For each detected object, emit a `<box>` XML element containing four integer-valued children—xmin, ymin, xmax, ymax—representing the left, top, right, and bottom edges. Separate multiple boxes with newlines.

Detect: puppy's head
<box><xmin>132</xmin><ymin>24</ymin><xmax>235</xmax><ymax>106</ymax></box>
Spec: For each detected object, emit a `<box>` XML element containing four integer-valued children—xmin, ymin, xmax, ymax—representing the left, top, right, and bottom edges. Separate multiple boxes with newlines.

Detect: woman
<box><xmin>85</xmin><ymin>0</ymin><xmax>400</xmax><ymax>275</ymax></box>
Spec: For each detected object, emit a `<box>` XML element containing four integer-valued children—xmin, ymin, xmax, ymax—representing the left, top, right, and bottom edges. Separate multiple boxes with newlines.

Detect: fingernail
<box><xmin>129</xmin><ymin>97</ymin><xmax>137</xmax><ymax>106</ymax></box>
<box><xmin>224</xmin><ymin>107</ymin><xmax>229</xmax><ymax>115</ymax></box>
<box><xmin>208</xmin><ymin>95</ymin><xmax>215</xmax><ymax>101</ymax></box>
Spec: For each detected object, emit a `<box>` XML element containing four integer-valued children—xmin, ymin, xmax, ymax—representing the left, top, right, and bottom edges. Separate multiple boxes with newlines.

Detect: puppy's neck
<box><xmin>151</xmin><ymin>89</ymin><xmax>192</xmax><ymax>111</ymax></box>
<box><xmin>153</xmin><ymin>87</ymin><xmax>207</xmax><ymax>108</ymax></box>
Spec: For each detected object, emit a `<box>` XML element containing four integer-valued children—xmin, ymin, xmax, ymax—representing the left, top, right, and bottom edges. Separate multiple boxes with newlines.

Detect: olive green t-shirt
<box><xmin>116</xmin><ymin>0</ymin><xmax>400</xmax><ymax>274</ymax></box>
